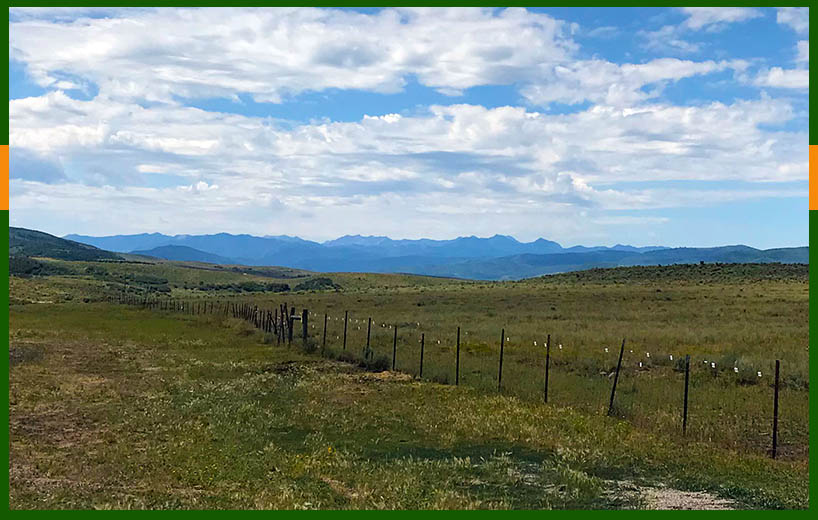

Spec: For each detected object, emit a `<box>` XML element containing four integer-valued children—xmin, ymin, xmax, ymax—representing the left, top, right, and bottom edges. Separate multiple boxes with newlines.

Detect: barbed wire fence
<box><xmin>111</xmin><ymin>292</ymin><xmax>793</xmax><ymax>460</ymax></box>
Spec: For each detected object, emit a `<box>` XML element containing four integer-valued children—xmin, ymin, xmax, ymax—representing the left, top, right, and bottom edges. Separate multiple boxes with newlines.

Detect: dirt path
<box><xmin>608</xmin><ymin>480</ymin><xmax>737</xmax><ymax>510</ymax></box>
<box><xmin>641</xmin><ymin>486</ymin><xmax>736</xmax><ymax>510</ymax></box>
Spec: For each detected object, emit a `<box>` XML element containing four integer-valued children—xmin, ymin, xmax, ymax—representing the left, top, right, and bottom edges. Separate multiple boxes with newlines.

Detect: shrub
<box><xmin>364</xmin><ymin>355</ymin><xmax>390</xmax><ymax>372</ymax></box>
<box><xmin>9</xmin><ymin>256</ymin><xmax>70</xmax><ymax>277</ymax></box>
<box><xmin>336</xmin><ymin>350</ymin><xmax>358</xmax><ymax>365</ymax></box>
<box><xmin>736</xmin><ymin>366</ymin><xmax>760</xmax><ymax>386</ymax></box>
<box><xmin>300</xmin><ymin>338</ymin><xmax>320</xmax><ymax>354</ymax></box>
<box><xmin>293</xmin><ymin>277</ymin><xmax>342</xmax><ymax>292</ymax></box>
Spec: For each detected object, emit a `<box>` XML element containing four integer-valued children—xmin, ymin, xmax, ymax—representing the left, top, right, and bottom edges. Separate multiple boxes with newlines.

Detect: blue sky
<box><xmin>8</xmin><ymin>7</ymin><xmax>809</xmax><ymax>248</ymax></box>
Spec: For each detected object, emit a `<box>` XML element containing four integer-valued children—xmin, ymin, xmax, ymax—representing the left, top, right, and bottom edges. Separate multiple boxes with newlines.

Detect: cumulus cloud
<box><xmin>742</xmin><ymin>38</ymin><xmax>809</xmax><ymax>90</ymax></box>
<box><xmin>9</xmin><ymin>94</ymin><xmax>805</xmax><ymax>215</ymax></box>
<box><xmin>777</xmin><ymin>7</ymin><xmax>809</xmax><ymax>35</ymax></box>
<box><xmin>9</xmin><ymin>7</ymin><xmax>575</xmax><ymax>102</ymax></box>
<box><xmin>753</xmin><ymin>67</ymin><xmax>809</xmax><ymax>89</ymax></box>
<box><xmin>9</xmin><ymin>7</ymin><xmax>744</xmax><ymax>111</ymax></box>
<box><xmin>521</xmin><ymin>58</ymin><xmax>742</xmax><ymax>107</ymax></box>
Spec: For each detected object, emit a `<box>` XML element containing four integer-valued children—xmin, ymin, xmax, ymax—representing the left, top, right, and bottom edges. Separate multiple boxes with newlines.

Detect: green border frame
<box><xmin>2</xmin><ymin>2</ymin><xmax>813</xmax><ymax>513</ymax></box>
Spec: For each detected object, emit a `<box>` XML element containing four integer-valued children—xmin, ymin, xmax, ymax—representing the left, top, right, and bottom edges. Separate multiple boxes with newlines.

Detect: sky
<box><xmin>8</xmin><ymin>6</ymin><xmax>810</xmax><ymax>248</ymax></box>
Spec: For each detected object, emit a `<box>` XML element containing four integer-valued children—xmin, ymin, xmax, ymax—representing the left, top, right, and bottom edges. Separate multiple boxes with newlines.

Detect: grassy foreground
<box><xmin>9</xmin><ymin>304</ymin><xmax>808</xmax><ymax>509</ymax></box>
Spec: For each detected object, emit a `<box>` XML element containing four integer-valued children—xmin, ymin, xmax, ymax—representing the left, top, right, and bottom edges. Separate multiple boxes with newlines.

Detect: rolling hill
<box><xmin>131</xmin><ymin>245</ymin><xmax>235</xmax><ymax>265</ymax></box>
<box><xmin>10</xmin><ymin>227</ymin><xmax>121</xmax><ymax>261</ymax></box>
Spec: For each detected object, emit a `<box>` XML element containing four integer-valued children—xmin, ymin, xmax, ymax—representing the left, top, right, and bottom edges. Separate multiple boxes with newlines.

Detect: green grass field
<box><xmin>8</xmin><ymin>260</ymin><xmax>809</xmax><ymax>509</ymax></box>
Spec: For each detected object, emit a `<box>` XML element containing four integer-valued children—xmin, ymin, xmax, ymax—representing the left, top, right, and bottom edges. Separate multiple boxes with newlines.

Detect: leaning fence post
<box><xmin>419</xmin><ymin>333</ymin><xmax>425</xmax><ymax>378</ymax></box>
<box><xmin>772</xmin><ymin>359</ymin><xmax>780</xmax><ymax>459</ymax></box>
<box><xmin>392</xmin><ymin>324</ymin><xmax>398</xmax><ymax>370</ymax></box>
<box><xmin>544</xmin><ymin>334</ymin><xmax>551</xmax><ymax>403</ymax></box>
<box><xmin>682</xmin><ymin>354</ymin><xmax>690</xmax><ymax>435</ymax></box>
<box><xmin>455</xmin><ymin>326</ymin><xmax>461</xmax><ymax>386</ymax></box>
<box><xmin>323</xmin><ymin>313</ymin><xmax>328</xmax><ymax>350</ymax></box>
<box><xmin>607</xmin><ymin>338</ymin><xmax>626</xmax><ymax>416</ymax></box>
<box><xmin>498</xmin><ymin>328</ymin><xmax>505</xmax><ymax>392</ymax></box>
<box><xmin>343</xmin><ymin>311</ymin><xmax>348</xmax><ymax>350</ymax></box>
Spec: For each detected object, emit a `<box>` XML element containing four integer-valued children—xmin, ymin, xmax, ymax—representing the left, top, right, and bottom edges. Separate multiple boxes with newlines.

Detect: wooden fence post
<box><xmin>392</xmin><ymin>324</ymin><xmax>398</xmax><ymax>370</ymax></box>
<box><xmin>323</xmin><ymin>313</ymin><xmax>328</xmax><ymax>349</ymax></box>
<box><xmin>772</xmin><ymin>359</ymin><xmax>780</xmax><ymax>459</ymax></box>
<box><xmin>682</xmin><ymin>354</ymin><xmax>690</xmax><ymax>435</ymax></box>
<box><xmin>366</xmin><ymin>317</ymin><xmax>372</xmax><ymax>359</ymax></box>
<box><xmin>288</xmin><ymin>307</ymin><xmax>295</xmax><ymax>344</ymax></box>
<box><xmin>607</xmin><ymin>338</ymin><xmax>626</xmax><ymax>417</ymax></box>
<box><xmin>544</xmin><ymin>334</ymin><xmax>551</xmax><ymax>403</ymax></box>
<box><xmin>498</xmin><ymin>328</ymin><xmax>505</xmax><ymax>392</ymax></box>
<box><xmin>420</xmin><ymin>333</ymin><xmax>425</xmax><ymax>378</ymax></box>
<box><xmin>302</xmin><ymin>309</ymin><xmax>308</xmax><ymax>346</ymax></box>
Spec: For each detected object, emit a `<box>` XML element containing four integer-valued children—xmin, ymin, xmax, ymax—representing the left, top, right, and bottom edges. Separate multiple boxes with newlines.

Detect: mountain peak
<box><xmin>323</xmin><ymin>234</ymin><xmax>391</xmax><ymax>247</ymax></box>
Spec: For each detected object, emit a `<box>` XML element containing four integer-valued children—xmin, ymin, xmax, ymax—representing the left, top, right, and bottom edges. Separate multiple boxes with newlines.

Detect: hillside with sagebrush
<box><xmin>10</xmin><ymin>227</ymin><xmax>121</xmax><ymax>261</ymax></box>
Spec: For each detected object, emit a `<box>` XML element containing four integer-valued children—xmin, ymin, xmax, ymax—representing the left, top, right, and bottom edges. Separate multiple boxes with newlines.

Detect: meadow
<box><xmin>8</xmin><ymin>260</ymin><xmax>809</xmax><ymax>508</ymax></box>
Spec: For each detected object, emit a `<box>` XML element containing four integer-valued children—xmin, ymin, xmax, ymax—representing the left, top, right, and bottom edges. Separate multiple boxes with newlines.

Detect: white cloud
<box><xmin>742</xmin><ymin>39</ymin><xmax>808</xmax><ymax>90</ymax></box>
<box><xmin>179</xmin><ymin>181</ymin><xmax>219</xmax><ymax>193</ymax></box>
<box><xmin>796</xmin><ymin>40</ymin><xmax>809</xmax><ymax>64</ymax></box>
<box><xmin>640</xmin><ymin>25</ymin><xmax>702</xmax><ymax>55</ymax></box>
<box><xmin>10</xmin><ymin>7</ymin><xmax>575</xmax><ymax>102</ymax></box>
<box><xmin>777</xmin><ymin>7</ymin><xmax>809</xmax><ymax>35</ymax></box>
<box><xmin>754</xmin><ymin>67</ymin><xmax>809</xmax><ymax>89</ymax></box>
<box><xmin>522</xmin><ymin>58</ymin><xmax>741</xmax><ymax>107</ymax></box>
<box><xmin>641</xmin><ymin>8</ymin><xmax>763</xmax><ymax>55</ymax></box>
<box><xmin>9</xmin><ymin>93</ymin><xmax>806</xmax><ymax>231</ymax></box>
<box><xmin>680</xmin><ymin>7</ymin><xmax>763</xmax><ymax>31</ymax></box>
<box><xmin>137</xmin><ymin>164</ymin><xmax>168</xmax><ymax>174</ymax></box>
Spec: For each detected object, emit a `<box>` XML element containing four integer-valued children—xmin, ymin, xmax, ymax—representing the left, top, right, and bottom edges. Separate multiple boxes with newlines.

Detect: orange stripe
<box><xmin>809</xmin><ymin>144</ymin><xmax>818</xmax><ymax>210</ymax></box>
<box><xmin>1</xmin><ymin>145</ymin><xmax>7</xmax><ymax>211</ymax></box>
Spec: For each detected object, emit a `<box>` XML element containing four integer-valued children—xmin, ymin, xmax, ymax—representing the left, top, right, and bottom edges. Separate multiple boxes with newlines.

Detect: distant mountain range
<box><xmin>61</xmin><ymin>231</ymin><xmax>808</xmax><ymax>281</ymax></box>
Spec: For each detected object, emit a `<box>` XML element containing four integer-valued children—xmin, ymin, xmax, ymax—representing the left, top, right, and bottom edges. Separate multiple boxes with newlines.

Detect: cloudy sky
<box><xmin>8</xmin><ymin>7</ymin><xmax>809</xmax><ymax>247</ymax></box>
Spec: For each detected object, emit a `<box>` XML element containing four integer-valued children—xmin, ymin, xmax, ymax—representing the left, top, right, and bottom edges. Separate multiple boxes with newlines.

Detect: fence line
<box><xmin>110</xmin><ymin>292</ymin><xmax>789</xmax><ymax>459</ymax></box>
